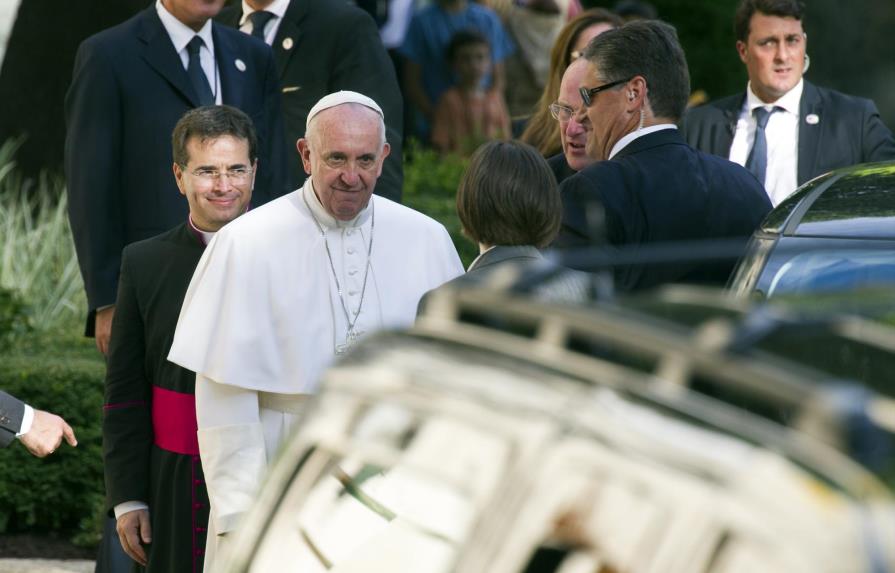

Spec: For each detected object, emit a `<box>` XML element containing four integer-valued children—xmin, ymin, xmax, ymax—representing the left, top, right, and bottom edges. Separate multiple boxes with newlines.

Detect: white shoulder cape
<box><xmin>168</xmin><ymin>184</ymin><xmax>463</xmax><ymax>394</ymax></box>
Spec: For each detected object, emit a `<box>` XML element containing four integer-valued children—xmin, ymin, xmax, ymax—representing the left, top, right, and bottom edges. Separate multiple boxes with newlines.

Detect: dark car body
<box><xmin>730</xmin><ymin>162</ymin><xmax>895</xmax><ymax>298</ymax></box>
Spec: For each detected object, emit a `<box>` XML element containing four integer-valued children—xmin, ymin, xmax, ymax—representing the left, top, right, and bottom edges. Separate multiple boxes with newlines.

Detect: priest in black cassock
<box><xmin>102</xmin><ymin>105</ymin><xmax>258</xmax><ymax>572</ymax></box>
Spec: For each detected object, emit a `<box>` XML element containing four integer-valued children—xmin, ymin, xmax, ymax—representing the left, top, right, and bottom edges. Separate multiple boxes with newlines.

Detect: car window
<box><xmin>767</xmin><ymin>250</ymin><xmax>895</xmax><ymax>296</ymax></box>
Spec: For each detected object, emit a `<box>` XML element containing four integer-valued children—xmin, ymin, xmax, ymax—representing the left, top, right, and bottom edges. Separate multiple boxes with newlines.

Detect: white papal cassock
<box><xmin>168</xmin><ymin>179</ymin><xmax>463</xmax><ymax>570</ymax></box>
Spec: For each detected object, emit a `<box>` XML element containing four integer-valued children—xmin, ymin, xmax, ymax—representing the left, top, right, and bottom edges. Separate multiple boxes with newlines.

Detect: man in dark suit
<box><xmin>65</xmin><ymin>0</ymin><xmax>291</xmax><ymax>356</ymax></box>
<box><xmin>217</xmin><ymin>0</ymin><xmax>404</xmax><ymax>201</ymax></box>
<box><xmin>680</xmin><ymin>0</ymin><xmax>895</xmax><ymax>206</ymax></box>
<box><xmin>547</xmin><ymin>59</ymin><xmax>595</xmax><ymax>185</ymax></box>
<box><xmin>1</xmin><ymin>390</ymin><xmax>77</xmax><ymax>457</ymax></box>
<box><xmin>103</xmin><ymin>105</ymin><xmax>256</xmax><ymax>572</ymax></box>
<box><xmin>557</xmin><ymin>20</ymin><xmax>772</xmax><ymax>291</ymax></box>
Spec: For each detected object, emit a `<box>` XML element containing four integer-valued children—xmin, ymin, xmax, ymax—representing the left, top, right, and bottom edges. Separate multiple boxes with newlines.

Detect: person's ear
<box><xmin>297</xmin><ymin>138</ymin><xmax>312</xmax><ymax>175</ymax></box>
<box><xmin>173</xmin><ymin>162</ymin><xmax>186</xmax><ymax>196</ymax></box>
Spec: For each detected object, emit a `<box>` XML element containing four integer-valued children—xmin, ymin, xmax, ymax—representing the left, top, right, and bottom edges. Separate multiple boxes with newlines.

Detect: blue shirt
<box><xmin>399</xmin><ymin>3</ymin><xmax>514</xmax><ymax>105</ymax></box>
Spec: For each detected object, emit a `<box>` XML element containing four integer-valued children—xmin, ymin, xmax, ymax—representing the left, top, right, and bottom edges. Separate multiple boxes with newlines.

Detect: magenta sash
<box><xmin>152</xmin><ymin>386</ymin><xmax>200</xmax><ymax>455</ymax></box>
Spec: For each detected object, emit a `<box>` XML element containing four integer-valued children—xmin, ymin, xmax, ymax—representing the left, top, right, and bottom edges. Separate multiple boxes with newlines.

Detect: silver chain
<box><xmin>302</xmin><ymin>192</ymin><xmax>375</xmax><ymax>353</ymax></box>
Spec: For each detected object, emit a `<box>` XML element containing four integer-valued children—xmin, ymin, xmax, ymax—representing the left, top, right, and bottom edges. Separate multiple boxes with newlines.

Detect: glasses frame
<box><xmin>549</xmin><ymin>102</ymin><xmax>575</xmax><ymax>122</ymax></box>
<box><xmin>579</xmin><ymin>77</ymin><xmax>633</xmax><ymax>107</ymax></box>
<box><xmin>185</xmin><ymin>166</ymin><xmax>255</xmax><ymax>185</ymax></box>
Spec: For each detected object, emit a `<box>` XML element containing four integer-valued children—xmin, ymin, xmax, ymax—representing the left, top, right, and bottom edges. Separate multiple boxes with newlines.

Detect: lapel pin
<box><xmin>282</xmin><ymin>37</ymin><xmax>293</xmax><ymax>51</ymax></box>
<box><xmin>806</xmin><ymin>113</ymin><xmax>819</xmax><ymax>125</ymax></box>
<box><xmin>235</xmin><ymin>59</ymin><xmax>246</xmax><ymax>72</ymax></box>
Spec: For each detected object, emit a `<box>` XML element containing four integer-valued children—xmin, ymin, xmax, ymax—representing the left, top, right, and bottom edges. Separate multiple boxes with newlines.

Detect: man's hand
<box><xmin>20</xmin><ymin>409</ymin><xmax>77</xmax><ymax>458</ymax></box>
<box><xmin>117</xmin><ymin>509</ymin><xmax>152</xmax><ymax>566</ymax></box>
<box><xmin>95</xmin><ymin>305</ymin><xmax>116</xmax><ymax>355</ymax></box>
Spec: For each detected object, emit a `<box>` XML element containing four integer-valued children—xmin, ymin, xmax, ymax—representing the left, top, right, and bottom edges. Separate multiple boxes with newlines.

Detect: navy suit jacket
<box><xmin>556</xmin><ymin>128</ymin><xmax>772</xmax><ymax>291</ymax></box>
<box><xmin>680</xmin><ymin>80</ymin><xmax>895</xmax><ymax>186</ymax></box>
<box><xmin>0</xmin><ymin>390</ymin><xmax>25</xmax><ymax>447</ymax></box>
<box><xmin>65</xmin><ymin>6</ymin><xmax>290</xmax><ymax>334</ymax></box>
<box><xmin>218</xmin><ymin>0</ymin><xmax>404</xmax><ymax>201</ymax></box>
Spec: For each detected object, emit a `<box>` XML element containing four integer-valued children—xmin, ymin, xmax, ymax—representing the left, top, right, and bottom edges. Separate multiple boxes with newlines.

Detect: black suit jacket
<box><xmin>0</xmin><ymin>390</ymin><xmax>25</xmax><ymax>447</ymax></box>
<box><xmin>547</xmin><ymin>153</ymin><xmax>576</xmax><ymax>185</ymax></box>
<box><xmin>65</xmin><ymin>6</ymin><xmax>290</xmax><ymax>334</ymax></box>
<box><xmin>680</xmin><ymin>80</ymin><xmax>895</xmax><ymax>185</ymax></box>
<box><xmin>218</xmin><ymin>0</ymin><xmax>404</xmax><ymax>201</ymax></box>
<box><xmin>557</xmin><ymin>129</ymin><xmax>772</xmax><ymax>291</ymax></box>
<box><xmin>102</xmin><ymin>223</ymin><xmax>203</xmax><ymax>515</ymax></box>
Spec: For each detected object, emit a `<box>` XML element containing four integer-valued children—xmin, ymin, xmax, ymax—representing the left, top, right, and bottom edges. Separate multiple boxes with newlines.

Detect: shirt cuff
<box><xmin>15</xmin><ymin>405</ymin><xmax>34</xmax><ymax>437</ymax></box>
<box><xmin>114</xmin><ymin>501</ymin><xmax>150</xmax><ymax>520</ymax></box>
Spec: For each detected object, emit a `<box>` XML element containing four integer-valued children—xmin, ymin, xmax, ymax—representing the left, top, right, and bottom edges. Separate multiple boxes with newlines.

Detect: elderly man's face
<box><xmin>737</xmin><ymin>12</ymin><xmax>806</xmax><ymax>103</ymax></box>
<box><xmin>162</xmin><ymin>0</ymin><xmax>226</xmax><ymax>31</ymax></box>
<box><xmin>173</xmin><ymin>135</ymin><xmax>255</xmax><ymax>231</ymax></box>
<box><xmin>557</xmin><ymin>59</ymin><xmax>593</xmax><ymax>172</ymax></box>
<box><xmin>576</xmin><ymin>62</ymin><xmax>635</xmax><ymax>161</ymax></box>
<box><xmin>298</xmin><ymin>105</ymin><xmax>390</xmax><ymax>221</ymax></box>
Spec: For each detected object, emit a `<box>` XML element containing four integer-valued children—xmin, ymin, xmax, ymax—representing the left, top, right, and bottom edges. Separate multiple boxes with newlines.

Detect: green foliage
<box><xmin>0</xmin><ymin>144</ymin><xmax>85</xmax><ymax>334</ymax></box>
<box><xmin>0</xmin><ymin>338</ymin><xmax>106</xmax><ymax>545</ymax></box>
<box><xmin>402</xmin><ymin>142</ymin><xmax>478</xmax><ymax>267</ymax></box>
<box><xmin>0</xmin><ymin>286</ymin><xmax>30</xmax><ymax>344</ymax></box>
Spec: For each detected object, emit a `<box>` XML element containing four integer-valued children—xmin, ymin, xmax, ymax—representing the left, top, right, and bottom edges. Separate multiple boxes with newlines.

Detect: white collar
<box><xmin>608</xmin><ymin>124</ymin><xmax>677</xmax><ymax>160</ymax></box>
<box><xmin>745</xmin><ymin>78</ymin><xmax>803</xmax><ymax>116</ymax></box>
<box><xmin>188</xmin><ymin>215</ymin><xmax>217</xmax><ymax>245</ymax></box>
<box><xmin>239</xmin><ymin>0</ymin><xmax>290</xmax><ymax>26</ymax></box>
<box><xmin>156</xmin><ymin>0</ymin><xmax>215</xmax><ymax>55</ymax></box>
<box><xmin>302</xmin><ymin>179</ymin><xmax>373</xmax><ymax>230</ymax></box>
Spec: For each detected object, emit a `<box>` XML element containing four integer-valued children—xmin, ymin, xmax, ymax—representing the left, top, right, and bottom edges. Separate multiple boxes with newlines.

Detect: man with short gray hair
<box><xmin>168</xmin><ymin>91</ymin><xmax>462</xmax><ymax>569</ymax></box>
<box><xmin>556</xmin><ymin>20</ymin><xmax>772</xmax><ymax>290</ymax></box>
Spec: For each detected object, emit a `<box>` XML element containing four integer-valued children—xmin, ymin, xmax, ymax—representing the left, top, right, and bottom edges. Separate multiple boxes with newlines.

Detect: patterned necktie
<box><xmin>248</xmin><ymin>11</ymin><xmax>275</xmax><ymax>42</ymax></box>
<box><xmin>745</xmin><ymin>106</ymin><xmax>780</xmax><ymax>185</ymax></box>
<box><xmin>187</xmin><ymin>36</ymin><xmax>214</xmax><ymax>106</ymax></box>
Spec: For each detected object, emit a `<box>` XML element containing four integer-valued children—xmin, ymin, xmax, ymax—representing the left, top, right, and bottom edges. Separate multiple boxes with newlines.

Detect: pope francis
<box><xmin>168</xmin><ymin>91</ymin><xmax>463</xmax><ymax>570</ymax></box>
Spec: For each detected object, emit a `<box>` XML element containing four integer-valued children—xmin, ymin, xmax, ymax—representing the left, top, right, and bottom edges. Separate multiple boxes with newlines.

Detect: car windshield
<box><xmin>767</xmin><ymin>250</ymin><xmax>895</xmax><ymax>296</ymax></box>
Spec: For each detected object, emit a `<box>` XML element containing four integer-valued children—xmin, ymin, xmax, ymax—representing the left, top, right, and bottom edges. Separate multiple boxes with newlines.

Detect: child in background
<box><xmin>432</xmin><ymin>30</ymin><xmax>511</xmax><ymax>155</ymax></box>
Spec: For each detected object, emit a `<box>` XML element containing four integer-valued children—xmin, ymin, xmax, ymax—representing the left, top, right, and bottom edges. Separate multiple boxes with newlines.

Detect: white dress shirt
<box><xmin>608</xmin><ymin>124</ymin><xmax>678</xmax><ymax>160</ymax></box>
<box><xmin>156</xmin><ymin>0</ymin><xmax>222</xmax><ymax>104</ymax></box>
<box><xmin>729</xmin><ymin>79</ymin><xmax>803</xmax><ymax>206</ymax></box>
<box><xmin>239</xmin><ymin>0</ymin><xmax>290</xmax><ymax>46</ymax></box>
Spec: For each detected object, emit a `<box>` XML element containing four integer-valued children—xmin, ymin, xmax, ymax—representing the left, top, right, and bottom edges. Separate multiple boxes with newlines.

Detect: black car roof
<box><xmin>762</xmin><ymin>161</ymin><xmax>895</xmax><ymax>240</ymax></box>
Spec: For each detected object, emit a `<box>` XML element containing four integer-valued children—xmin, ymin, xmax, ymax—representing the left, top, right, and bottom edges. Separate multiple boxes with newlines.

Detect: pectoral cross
<box><xmin>335</xmin><ymin>328</ymin><xmax>360</xmax><ymax>355</ymax></box>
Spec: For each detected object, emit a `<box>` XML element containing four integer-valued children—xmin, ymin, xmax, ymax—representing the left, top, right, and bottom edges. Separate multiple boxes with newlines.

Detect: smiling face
<box><xmin>557</xmin><ymin>59</ymin><xmax>593</xmax><ymax>172</ymax></box>
<box><xmin>298</xmin><ymin>105</ymin><xmax>390</xmax><ymax>221</ymax></box>
<box><xmin>737</xmin><ymin>12</ymin><xmax>806</xmax><ymax>103</ymax></box>
<box><xmin>577</xmin><ymin>61</ymin><xmax>636</xmax><ymax>161</ymax></box>
<box><xmin>174</xmin><ymin>135</ymin><xmax>254</xmax><ymax>232</ymax></box>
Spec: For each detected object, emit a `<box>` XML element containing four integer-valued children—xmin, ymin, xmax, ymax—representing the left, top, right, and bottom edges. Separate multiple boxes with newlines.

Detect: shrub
<box><xmin>0</xmin><ymin>286</ymin><xmax>30</xmax><ymax>344</ymax></box>
<box><xmin>402</xmin><ymin>142</ymin><xmax>478</xmax><ymax>268</ymax></box>
<box><xmin>0</xmin><ymin>335</ymin><xmax>106</xmax><ymax>546</ymax></box>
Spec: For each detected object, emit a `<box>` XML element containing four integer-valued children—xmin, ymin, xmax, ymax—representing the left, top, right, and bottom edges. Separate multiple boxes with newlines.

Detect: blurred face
<box><xmin>174</xmin><ymin>135</ymin><xmax>254</xmax><ymax>232</ymax></box>
<box><xmin>453</xmin><ymin>42</ymin><xmax>491</xmax><ymax>88</ymax></box>
<box><xmin>298</xmin><ymin>105</ymin><xmax>390</xmax><ymax>221</ymax></box>
<box><xmin>576</xmin><ymin>61</ymin><xmax>636</xmax><ymax>161</ymax></box>
<box><xmin>162</xmin><ymin>0</ymin><xmax>225</xmax><ymax>31</ymax></box>
<box><xmin>568</xmin><ymin>22</ymin><xmax>615</xmax><ymax>61</ymax></box>
<box><xmin>737</xmin><ymin>12</ymin><xmax>806</xmax><ymax>103</ymax></box>
<box><xmin>557</xmin><ymin>59</ymin><xmax>593</xmax><ymax>172</ymax></box>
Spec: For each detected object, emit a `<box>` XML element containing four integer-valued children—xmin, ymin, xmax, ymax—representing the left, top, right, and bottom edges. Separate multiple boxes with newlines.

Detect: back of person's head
<box><xmin>520</xmin><ymin>8</ymin><xmax>622</xmax><ymax>156</ymax></box>
<box><xmin>457</xmin><ymin>140</ymin><xmax>561</xmax><ymax>249</ymax></box>
<box><xmin>612</xmin><ymin>0</ymin><xmax>658</xmax><ymax>21</ymax></box>
<box><xmin>172</xmin><ymin>105</ymin><xmax>258</xmax><ymax>166</ymax></box>
<box><xmin>735</xmin><ymin>0</ymin><xmax>805</xmax><ymax>42</ymax></box>
<box><xmin>446</xmin><ymin>29</ymin><xmax>490</xmax><ymax>65</ymax></box>
<box><xmin>583</xmin><ymin>20</ymin><xmax>690</xmax><ymax>122</ymax></box>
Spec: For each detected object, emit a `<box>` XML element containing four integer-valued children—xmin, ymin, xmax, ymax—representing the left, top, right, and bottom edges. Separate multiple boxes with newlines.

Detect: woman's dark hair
<box><xmin>457</xmin><ymin>140</ymin><xmax>561</xmax><ymax>249</ymax></box>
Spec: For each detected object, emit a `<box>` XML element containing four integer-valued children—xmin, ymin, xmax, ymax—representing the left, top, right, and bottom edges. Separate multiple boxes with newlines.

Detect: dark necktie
<box><xmin>248</xmin><ymin>11</ymin><xmax>275</xmax><ymax>42</ymax></box>
<box><xmin>187</xmin><ymin>36</ymin><xmax>214</xmax><ymax>106</ymax></box>
<box><xmin>745</xmin><ymin>106</ymin><xmax>780</xmax><ymax>185</ymax></box>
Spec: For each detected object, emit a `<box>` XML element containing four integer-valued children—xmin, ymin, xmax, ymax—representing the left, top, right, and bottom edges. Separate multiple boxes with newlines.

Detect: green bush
<box><xmin>0</xmin><ymin>336</ymin><xmax>106</xmax><ymax>546</ymax></box>
<box><xmin>0</xmin><ymin>286</ymin><xmax>30</xmax><ymax>344</ymax></box>
<box><xmin>402</xmin><ymin>142</ymin><xmax>478</xmax><ymax>268</ymax></box>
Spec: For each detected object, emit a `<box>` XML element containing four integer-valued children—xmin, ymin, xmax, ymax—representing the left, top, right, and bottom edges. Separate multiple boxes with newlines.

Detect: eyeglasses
<box><xmin>187</xmin><ymin>167</ymin><xmax>254</xmax><ymax>184</ymax></box>
<box><xmin>578</xmin><ymin>77</ymin><xmax>633</xmax><ymax>107</ymax></box>
<box><xmin>549</xmin><ymin>103</ymin><xmax>575</xmax><ymax>122</ymax></box>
